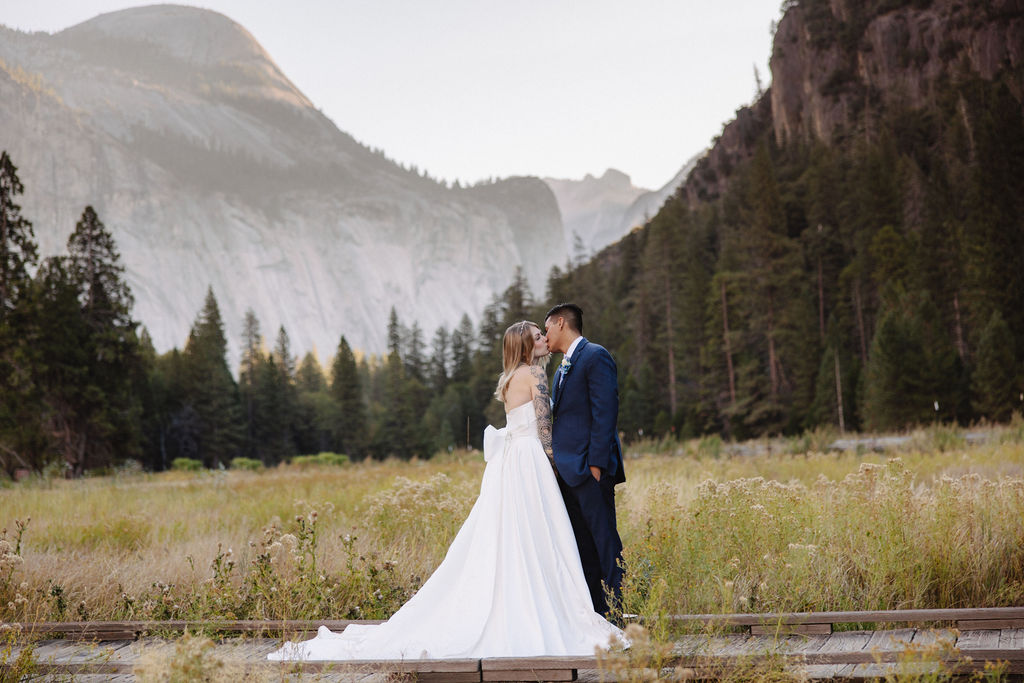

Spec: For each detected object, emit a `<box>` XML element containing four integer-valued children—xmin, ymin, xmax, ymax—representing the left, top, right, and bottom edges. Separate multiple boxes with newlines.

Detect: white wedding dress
<box><xmin>268</xmin><ymin>401</ymin><xmax>623</xmax><ymax>661</ymax></box>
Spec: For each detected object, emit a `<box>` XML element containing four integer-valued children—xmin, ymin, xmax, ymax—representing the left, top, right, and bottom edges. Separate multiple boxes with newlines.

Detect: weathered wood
<box><xmin>1000</xmin><ymin>628</ymin><xmax>1024</xmax><ymax>650</ymax></box>
<box><xmin>482</xmin><ymin>669</ymin><xmax>574</xmax><ymax>681</ymax></box>
<box><xmin>279</xmin><ymin>658</ymin><xmax>481</xmax><ymax>673</ymax></box>
<box><xmin>909</xmin><ymin>627</ymin><xmax>957</xmax><ymax>647</ymax></box>
<box><xmin>671</xmin><ymin>606</ymin><xmax>1024</xmax><ymax>627</ymax></box>
<box><xmin>14</xmin><ymin>608</ymin><xmax>1024</xmax><ymax>640</ymax></box>
<box><xmin>18</xmin><ymin>618</ymin><xmax>383</xmax><ymax>638</ymax></box>
<box><xmin>418</xmin><ymin>674</ymin><xmax>482</xmax><ymax>682</ymax></box>
<box><xmin>750</xmin><ymin>623</ymin><xmax>831</xmax><ymax>635</ymax></box>
<box><xmin>957</xmin><ymin>629</ymin><xmax>1002</xmax><ymax>649</ymax></box>
<box><xmin>958</xmin><ymin>618</ymin><xmax>1024</xmax><ymax>630</ymax></box>
<box><xmin>482</xmin><ymin>656</ymin><xmax>596</xmax><ymax>671</ymax></box>
<box><xmin>5</xmin><ymin>626</ymin><xmax>1024</xmax><ymax>681</ymax></box>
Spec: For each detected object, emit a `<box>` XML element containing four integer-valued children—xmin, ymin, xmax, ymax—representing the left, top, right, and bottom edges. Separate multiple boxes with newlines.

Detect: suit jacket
<box><xmin>551</xmin><ymin>337</ymin><xmax>626</xmax><ymax>488</ymax></box>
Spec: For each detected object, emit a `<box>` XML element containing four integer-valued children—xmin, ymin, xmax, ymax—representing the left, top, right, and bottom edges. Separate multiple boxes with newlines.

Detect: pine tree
<box><xmin>330</xmin><ymin>335</ymin><xmax>366</xmax><ymax>458</ymax></box>
<box><xmin>296</xmin><ymin>352</ymin><xmax>327</xmax><ymax>393</ymax></box>
<box><xmin>67</xmin><ymin>206</ymin><xmax>134</xmax><ymax>330</ymax></box>
<box><xmin>971</xmin><ymin>310</ymin><xmax>1019</xmax><ymax>422</ymax></box>
<box><xmin>405</xmin><ymin>322</ymin><xmax>425</xmax><ymax>382</ymax></box>
<box><xmin>0</xmin><ymin>151</ymin><xmax>37</xmax><ymax>321</ymax></box>
<box><xmin>293</xmin><ymin>352</ymin><xmax>331</xmax><ymax>454</ymax></box>
<box><xmin>271</xmin><ymin>326</ymin><xmax>298</xmax><ymax>459</ymax></box>
<box><xmin>429</xmin><ymin>326</ymin><xmax>450</xmax><ymax>394</ymax></box>
<box><xmin>238</xmin><ymin>309</ymin><xmax>263</xmax><ymax>459</ymax></box>
<box><xmin>252</xmin><ymin>352</ymin><xmax>288</xmax><ymax>463</ymax></box>
<box><xmin>386</xmin><ymin>307</ymin><xmax>403</xmax><ymax>357</ymax></box>
<box><xmin>861</xmin><ymin>292</ymin><xmax>956</xmax><ymax>430</ymax></box>
<box><xmin>63</xmin><ymin>206</ymin><xmax>143</xmax><ymax>471</ymax></box>
<box><xmin>184</xmin><ymin>287</ymin><xmax>242</xmax><ymax>467</ymax></box>
<box><xmin>0</xmin><ymin>151</ymin><xmax>40</xmax><ymax>473</ymax></box>
<box><xmin>450</xmin><ymin>315</ymin><xmax>474</xmax><ymax>384</ymax></box>
<box><xmin>31</xmin><ymin>257</ymin><xmax>94</xmax><ymax>472</ymax></box>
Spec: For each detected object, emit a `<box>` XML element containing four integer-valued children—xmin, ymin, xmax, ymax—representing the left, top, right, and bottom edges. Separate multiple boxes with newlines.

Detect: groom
<box><xmin>544</xmin><ymin>303</ymin><xmax>625</xmax><ymax>617</ymax></box>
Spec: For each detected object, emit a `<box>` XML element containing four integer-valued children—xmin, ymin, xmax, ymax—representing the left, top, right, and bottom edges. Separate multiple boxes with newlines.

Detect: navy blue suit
<box><xmin>551</xmin><ymin>337</ymin><xmax>625</xmax><ymax>615</ymax></box>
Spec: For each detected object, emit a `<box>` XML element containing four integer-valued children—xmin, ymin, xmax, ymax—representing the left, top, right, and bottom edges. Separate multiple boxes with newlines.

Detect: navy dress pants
<box><xmin>557</xmin><ymin>472</ymin><xmax>624</xmax><ymax>616</ymax></box>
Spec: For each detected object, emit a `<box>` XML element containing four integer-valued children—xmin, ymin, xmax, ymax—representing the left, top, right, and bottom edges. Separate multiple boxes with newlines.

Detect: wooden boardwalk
<box><xmin>5</xmin><ymin>608</ymin><xmax>1024</xmax><ymax>681</ymax></box>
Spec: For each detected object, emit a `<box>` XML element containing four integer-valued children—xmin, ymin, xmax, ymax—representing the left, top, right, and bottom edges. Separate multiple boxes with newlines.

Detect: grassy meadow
<box><xmin>2</xmin><ymin>421</ymin><xmax>1024</xmax><ymax>634</ymax></box>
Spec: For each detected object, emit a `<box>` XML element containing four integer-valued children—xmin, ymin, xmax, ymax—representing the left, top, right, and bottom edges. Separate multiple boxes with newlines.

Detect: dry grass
<box><xmin>0</xmin><ymin>424</ymin><xmax>1023</xmax><ymax>631</ymax></box>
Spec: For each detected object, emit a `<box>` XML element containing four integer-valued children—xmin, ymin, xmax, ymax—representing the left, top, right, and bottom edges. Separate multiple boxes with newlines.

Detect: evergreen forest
<box><xmin>2</xmin><ymin>4</ymin><xmax>1023</xmax><ymax>474</ymax></box>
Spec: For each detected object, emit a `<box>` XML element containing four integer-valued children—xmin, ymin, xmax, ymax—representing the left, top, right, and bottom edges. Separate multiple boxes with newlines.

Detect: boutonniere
<box><xmin>559</xmin><ymin>357</ymin><xmax>572</xmax><ymax>375</ymax></box>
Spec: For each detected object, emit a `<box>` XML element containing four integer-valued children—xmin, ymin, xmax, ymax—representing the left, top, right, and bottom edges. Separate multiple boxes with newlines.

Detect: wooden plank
<box><xmin>419</xmin><ymin>674</ymin><xmax>481</xmax><ymax>682</ymax></box>
<box><xmin>482</xmin><ymin>669</ymin><xmax>574</xmax><ymax>681</ymax></box>
<box><xmin>21</xmin><ymin>662</ymin><xmax>134</xmax><ymax>675</ymax></box>
<box><xmin>910</xmin><ymin>627</ymin><xmax>956</xmax><ymax>647</ymax></box>
<box><xmin>482</xmin><ymin>656</ymin><xmax>595</xmax><ymax>671</ymax></box>
<box><xmin>670</xmin><ymin>606</ymin><xmax>1024</xmax><ymax>627</ymax></box>
<box><xmin>16</xmin><ymin>618</ymin><xmax>385</xmax><ymax>637</ymax></box>
<box><xmin>791</xmin><ymin>633</ymin><xmax>832</xmax><ymax>655</ymax></box>
<box><xmin>799</xmin><ymin>664</ymin><xmax>848</xmax><ymax>679</ymax></box>
<box><xmin>847</xmin><ymin>662</ymin><xmax>899</xmax><ymax>679</ymax></box>
<box><xmin>279</xmin><ymin>658</ymin><xmax>481</xmax><ymax>673</ymax></box>
<box><xmin>956</xmin><ymin>629</ymin><xmax>1002</xmax><ymax>650</ymax></box>
<box><xmin>957</xmin><ymin>619</ymin><xmax>1024</xmax><ymax>630</ymax></box>
<box><xmin>750</xmin><ymin>622</ymin><xmax>831</xmax><ymax>636</ymax></box>
<box><xmin>998</xmin><ymin>628</ymin><xmax>1024</xmax><ymax>649</ymax></box>
<box><xmin>64</xmin><ymin>641</ymin><xmax>138</xmax><ymax>664</ymax></box>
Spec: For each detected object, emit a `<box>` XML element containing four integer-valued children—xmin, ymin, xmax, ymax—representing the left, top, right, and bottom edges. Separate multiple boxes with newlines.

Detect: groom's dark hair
<box><xmin>545</xmin><ymin>303</ymin><xmax>583</xmax><ymax>334</ymax></box>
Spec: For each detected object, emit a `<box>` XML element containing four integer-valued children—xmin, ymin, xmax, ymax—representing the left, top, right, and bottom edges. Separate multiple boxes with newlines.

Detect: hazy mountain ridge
<box><xmin>0</xmin><ymin>5</ymin><xmax>566</xmax><ymax>362</ymax></box>
<box><xmin>544</xmin><ymin>153</ymin><xmax>701</xmax><ymax>260</ymax></box>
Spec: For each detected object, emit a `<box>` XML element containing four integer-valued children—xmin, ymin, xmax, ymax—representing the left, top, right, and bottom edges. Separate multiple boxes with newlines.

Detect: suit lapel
<box><xmin>552</xmin><ymin>338</ymin><xmax>587</xmax><ymax>414</ymax></box>
<box><xmin>551</xmin><ymin>366</ymin><xmax>563</xmax><ymax>413</ymax></box>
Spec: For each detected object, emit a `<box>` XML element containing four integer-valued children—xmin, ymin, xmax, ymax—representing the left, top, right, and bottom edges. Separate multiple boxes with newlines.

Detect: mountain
<box><xmin>680</xmin><ymin>0</ymin><xmax>1024</xmax><ymax>205</ymax></box>
<box><xmin>543</xmin><ymin>0</ymin><xmax>1024</xmax><ymax>439</ymax></box>
<box><xmin>544</xmin><ymin>154</ymin><xmax>701</xmax><ymax>260</ymax></box>
<box><xmin>0</xmin><ymin>4</ymin><xmax>566</xmax><ymax>362</ymax></box>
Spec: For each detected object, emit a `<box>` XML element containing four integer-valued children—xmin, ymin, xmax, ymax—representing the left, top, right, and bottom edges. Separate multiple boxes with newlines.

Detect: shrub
<box><xmin>170</xmin><ymin>458</ymin><xmax>202</xmax><ymax>472</ymax></box>
<box><xmin>290</xmin><ymin>452</ymin><xmax>349</xmax><ymax>468</ymax></box>
<box><xmin>229</xmin><ymin>457</ymin><xmax>263</xmax><ymax>471</ymax></box>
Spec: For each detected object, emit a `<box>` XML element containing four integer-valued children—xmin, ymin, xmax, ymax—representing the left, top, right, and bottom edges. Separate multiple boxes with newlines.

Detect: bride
<box><xmin>268</xmin><ymin>320</ymin><xmax>624</xmax><ymax>661</ymax></box>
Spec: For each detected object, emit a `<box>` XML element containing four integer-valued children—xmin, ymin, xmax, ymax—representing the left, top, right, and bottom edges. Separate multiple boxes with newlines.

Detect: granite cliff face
<box><xmin>771</xmin><ymin>0</ymin><xmax>1024</xmax><ymax>145</ymax></box>
<box><xmin>0</xmin><ymin>5</ymin><xmax>566</xmax><ymax>361</ymax></box>
<box><xmin>681</xmin><ymin>0</ymin><xmax>1024</xmax><ymax>204</ymax></box>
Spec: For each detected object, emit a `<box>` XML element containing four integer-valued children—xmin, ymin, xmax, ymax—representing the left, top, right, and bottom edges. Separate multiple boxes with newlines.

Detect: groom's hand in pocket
<box><xmin>590</xmin><ymin>465</ymin><xmax>602</xmax><ymax>481</ymax></box>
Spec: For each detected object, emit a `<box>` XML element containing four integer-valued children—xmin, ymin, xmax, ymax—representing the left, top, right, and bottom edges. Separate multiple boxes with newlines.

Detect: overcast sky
<box><xmin>4</xmin><ymin>0</ymin><xmax>784</xmax><ymax>189</ymax></box>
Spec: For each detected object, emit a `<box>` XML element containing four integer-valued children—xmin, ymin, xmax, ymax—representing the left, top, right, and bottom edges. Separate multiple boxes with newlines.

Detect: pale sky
<box><xmin>3</xmin><ymin>0</ymin><xmax>784</xmax><ymax>190</ymax></box>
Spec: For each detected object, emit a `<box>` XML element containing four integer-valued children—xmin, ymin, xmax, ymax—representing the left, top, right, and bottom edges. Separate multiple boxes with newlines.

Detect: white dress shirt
<box><xmin>564</xmin><ymin>335</ymin><xmax>583</xmax><ymax>362</ymax></box>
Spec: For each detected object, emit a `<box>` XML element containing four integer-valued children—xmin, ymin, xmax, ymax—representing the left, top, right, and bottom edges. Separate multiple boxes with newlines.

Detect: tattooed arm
<box><xmin>529</xmin><ymin>365</ymin><xmax>555</xmax><ymax>461</ymax></box>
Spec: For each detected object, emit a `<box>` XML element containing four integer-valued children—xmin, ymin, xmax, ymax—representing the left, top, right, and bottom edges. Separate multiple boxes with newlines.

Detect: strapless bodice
<box><xmin>482</xmin><ymin>403</ymin><xmax>537</xmax><ymax>462</ymax></box>
<box><xmin>504</xmin><ymin>402</ymin><xmax>537</xmax><ymax>439</ymax></box>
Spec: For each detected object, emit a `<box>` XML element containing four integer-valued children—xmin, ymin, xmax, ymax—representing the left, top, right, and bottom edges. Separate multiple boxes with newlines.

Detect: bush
<box><xmin>289</xmin><ymin>452</ymin><xmax>349</xmax><ymax>468</ymax></box>
<box><xmin>170</xmin><ymin>458</ymin><xmax>202</xmax><ymax>472</ymax></box>
<box><xmin>229</xmin><ymin>457</ymin><xmax>263</xmax><ymax>471</ymax></box>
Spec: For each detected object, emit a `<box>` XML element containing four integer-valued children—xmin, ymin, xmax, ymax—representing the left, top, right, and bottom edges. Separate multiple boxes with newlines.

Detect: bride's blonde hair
<box><xmin>494</xmin><ymin>320</ymin><xmax>545</xmax><ymax>403</ymax></box>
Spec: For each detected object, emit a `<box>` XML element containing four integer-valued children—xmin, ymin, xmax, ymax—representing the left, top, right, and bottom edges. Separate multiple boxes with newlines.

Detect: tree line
<box><xmin>544</xmin><ymin>74</ymin><xmax>1024</xmax><ymax>440</ymax></box>
<box><xmin>2</xmin><ymin>70</ymin><xmax>1022</xmax><ymax>474</ymax></box>
<box><xmin>0</xmin><ymin>148</ymin><xmax>550</xmax><ymax>474</ymax></box>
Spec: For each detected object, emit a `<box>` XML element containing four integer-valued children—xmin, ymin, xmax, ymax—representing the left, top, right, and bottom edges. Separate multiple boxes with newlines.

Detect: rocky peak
<box><xmin>770</xmin><ymin>0</ymin><xmax>1024</xmax><ymax>146</ymax></box>
<box><xmin>62</xmin><ymin>5</ymin><xmax>269</xmax><ymax>66</ymax></box>
<box><xmin>679</xmin><ymin>0</ymin><xmax>1023</xmax><ymax>204</ymax></box>
<box><xmin>0</xmin><ymin>5</ymin><xmax>566</xmax><ymax>362</ymax></box>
